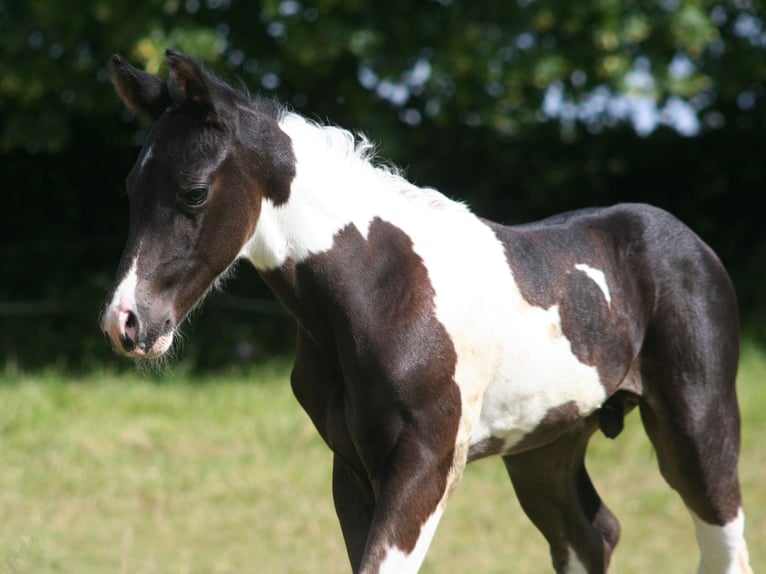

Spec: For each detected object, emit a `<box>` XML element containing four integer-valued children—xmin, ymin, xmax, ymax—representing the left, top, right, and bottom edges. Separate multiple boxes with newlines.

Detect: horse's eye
<box><xmin>180</xmin><ymin>186</ymin><xmax>208</xmax><ymax>207</ymax></box>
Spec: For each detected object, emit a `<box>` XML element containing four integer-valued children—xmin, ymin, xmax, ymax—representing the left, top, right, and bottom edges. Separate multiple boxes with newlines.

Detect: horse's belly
<box><xmin>459</xmin><ymin>302</ymin><xmax>607</xmax><ymax>460</ymax></box>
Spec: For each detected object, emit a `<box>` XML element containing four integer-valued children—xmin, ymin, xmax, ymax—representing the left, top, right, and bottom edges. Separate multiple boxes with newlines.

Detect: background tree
<box><xmin>1</xmin><ymin>0</ymin><xmax>764</xmax><ymax>370</ymax></box>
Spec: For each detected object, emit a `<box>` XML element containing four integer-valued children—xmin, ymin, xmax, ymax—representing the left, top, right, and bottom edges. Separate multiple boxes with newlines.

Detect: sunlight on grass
<box><xmin>0</xmin><ymin>346</ymin><xmax>763</xmax><ymax>573</ymax></box>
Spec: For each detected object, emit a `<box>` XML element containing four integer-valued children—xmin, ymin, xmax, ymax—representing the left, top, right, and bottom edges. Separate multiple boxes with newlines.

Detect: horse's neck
<box><xmin>239</xmin><ymin>112</ymin><xmax>476</xmax><ymax>341</ymax></box>
<box><xmin>239</xmin><ymin>113</ymin><xmax>428</xmax><ymax>272</ymax></box>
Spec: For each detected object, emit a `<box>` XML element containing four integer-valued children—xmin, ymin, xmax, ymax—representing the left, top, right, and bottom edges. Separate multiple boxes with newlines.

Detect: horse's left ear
<box><xmin>165</xmin><ymin>49</ymin><xmax>216</xmax><ymax>109</ymax></box>
<box><xmin>110</xmin><ymin>54</ymin><xmax>172</xmax><ymax>122</ymax></box>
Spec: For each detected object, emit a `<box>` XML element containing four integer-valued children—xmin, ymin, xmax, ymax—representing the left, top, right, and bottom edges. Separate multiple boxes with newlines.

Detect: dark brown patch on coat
<box><xmin>466</xmin><ymin>436</ymin><xmax>507</xmax><ymax>462</ymax></box>
<box><xmin>509</xmin><ymin>401</ymin><xmax>583</xmax><ymax>454</ymax></box>
<box><xmin>467</xmin><ymin>401</ymin><xmax>587</xmax><ymax>462</ymax></box>
<box><xmin>484</xmin><ymin>207</ymin><xmax>653</xmax><ymax>392</ymax></box>
<box><xmin>262</xmin><ymin>218</ymin><xmax>461</xmax><ymax>558</ymax></box>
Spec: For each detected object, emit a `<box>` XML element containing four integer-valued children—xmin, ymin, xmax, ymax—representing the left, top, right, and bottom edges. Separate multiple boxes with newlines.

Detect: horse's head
<box><xmin>100</xmin><ymin>49</ymin><xmax>294</xmax><ymax>359</ymax></box>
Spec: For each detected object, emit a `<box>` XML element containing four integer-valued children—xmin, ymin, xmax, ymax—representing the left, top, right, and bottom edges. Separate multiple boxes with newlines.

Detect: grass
<box><xmin>1</xmin><ymin>344</ymin><xmax>764</xmax><ymax>573</ymax></box>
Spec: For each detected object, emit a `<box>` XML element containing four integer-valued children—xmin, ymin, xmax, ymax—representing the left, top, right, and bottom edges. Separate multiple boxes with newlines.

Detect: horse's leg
<box><xmin>353</xmin><ymin>432</ymin><xmax>463</xmax><ymax>574</ymax></box>
<box><xmin>290</xmin><ymin>333</ymin><xmax>377</xmax><ymax>571</ymax></box>
<box><xmin>639</xmin><ymin>336</ymin><xmax>752</xmax><ymax>573</ymax></box>
<box><xmin>639</xmin><ymin>392</ymin><xmax>752</xmax><ymax>573</ymax></box>
<box><xmin>503</xmin><ymin>418</ymin><xmax>620</xmax><ymax>574</ymax></box>
<box><xmin>291</xmin><ymin>331</ymin><xmax>461</xmax><ymax>573</ymax></box>
<box><xmin>332</xmin><ymin>454</ymin><xmax>375</xmax><ymax>571</ymax></box>
<box><xmin>637</xmin><ymin>254</ymin><xmax>752</xmax><ymax>574</ymax></box>
<box><xmin>330</xmin><ymin>412</ymin><xmax>458</xmax><ymax>574</ymax></box>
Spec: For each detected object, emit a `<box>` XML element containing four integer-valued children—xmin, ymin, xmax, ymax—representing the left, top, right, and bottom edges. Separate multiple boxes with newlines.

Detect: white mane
<box><xmin>242</xmin><ymin>110</ymin><xmax>473</xmax><ymax>270</ymax></box>
<box><xmin>277</xmin><ymin>111</ymin><xmax>468</xmax><ymax>214</ymax></box>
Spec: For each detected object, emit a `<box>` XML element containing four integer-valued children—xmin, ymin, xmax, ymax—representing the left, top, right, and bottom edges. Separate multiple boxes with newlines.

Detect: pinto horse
<box><xmin>100</xmin><ymin>50</ymin><xmax>753</xmax><ymax>574</ymax></box>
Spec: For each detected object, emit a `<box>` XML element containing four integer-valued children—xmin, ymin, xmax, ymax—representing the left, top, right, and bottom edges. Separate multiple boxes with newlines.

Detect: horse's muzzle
<box><xmin>100</xmin><ymin>302</ymin><xmax>174</xmax><ymax>359</ymax></box>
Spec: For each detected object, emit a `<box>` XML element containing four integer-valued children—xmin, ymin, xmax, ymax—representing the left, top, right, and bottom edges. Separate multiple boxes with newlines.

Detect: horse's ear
<box><xmin>165</xmin><ymin>49</ymin><xmax>215</xmax><ymax>109</ymax></box>
<box><xmin>110</xmin><ymin>54</ymin><xmax>171</xmax><ymax>122</ymax></box>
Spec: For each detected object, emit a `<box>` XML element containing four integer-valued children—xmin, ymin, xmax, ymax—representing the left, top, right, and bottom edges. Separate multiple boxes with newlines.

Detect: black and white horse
<box><xmin>100</xmin><ymin>50</ymin><xmax>752</xmax><ymax>574</ymax></box>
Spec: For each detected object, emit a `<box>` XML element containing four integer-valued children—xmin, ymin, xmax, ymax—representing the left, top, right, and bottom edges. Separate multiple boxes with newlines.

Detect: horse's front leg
<box><xmin>332</xmin><ymin>453</ymin><xmax>375</xmax><ymax>571</ymax></box>
<box><xmin>353</xmin><ymin>428</ymin><xmax>464</xmax><ymax>574</ymax></box>
<box><xmin>291</xmin><ymin>332</ymin><xmax>465</xmax><ymax>573</ymax></box>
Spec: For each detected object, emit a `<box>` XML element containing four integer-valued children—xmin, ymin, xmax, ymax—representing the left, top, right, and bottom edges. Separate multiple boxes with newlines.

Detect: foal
<box><xmin>100</xmin><ymin>50</ymin><xmax>753</xmax><ymax>574</ymax></box>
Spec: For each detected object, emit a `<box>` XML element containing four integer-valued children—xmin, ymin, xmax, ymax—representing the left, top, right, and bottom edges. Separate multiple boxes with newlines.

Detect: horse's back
<box><xmin>494</xmin><ymin>202</ymin><xmax>738</xmax><ymax>357</ymax></box>
<box><xmin>472</xmin><ymin>203</ymin><xmax>739</xmax><ymax>446</ymax></box>
<box><xmin>529</xmin><ymin>202</ymin><xmax>741</xmax><ymax>374</ymax></box>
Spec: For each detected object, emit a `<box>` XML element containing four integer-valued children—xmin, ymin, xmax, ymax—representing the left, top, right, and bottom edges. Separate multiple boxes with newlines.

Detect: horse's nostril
<box><xmin>120</xmin><ymin>310</ymin><xmax>139</xmax><ymax>352</ymax></box>
<box><xmin>120</xmin><ymin>332</ymin><xmax>136</xmax><ymax>352</ymax></box>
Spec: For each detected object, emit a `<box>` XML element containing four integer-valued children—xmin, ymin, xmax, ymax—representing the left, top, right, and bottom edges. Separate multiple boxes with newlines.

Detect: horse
<box><xmin>99</xmin><ymin>50</ymin><xmax>753</xmax><ymax>574</ymax></box>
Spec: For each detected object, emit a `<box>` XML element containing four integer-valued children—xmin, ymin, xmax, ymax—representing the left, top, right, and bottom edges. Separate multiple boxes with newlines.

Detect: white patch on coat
<box><xmin>393</xmin><ymin>211</ymin><xmax>607</xmax><ymax>465</ymax></box>
<box><xmin>691</xmin><ymin>508</ymin><xmax>753</xmax><ymax>574</ymax></box>
<box><xmin>565</xmin><ymin>546</ymin><xmax>588</xmax><ymax>574</ymax></box>
<box><xmin>574</xmin><ymin>263</ymin><xmax>611</xmax><ymax>305</ymax></box>
<box><xmin>377</xmin><ymin>507</ymin><xmax>445</xmax><ymax>574</ymax></box>
<box><xmin>241</xmin><ymin>113</ymin><xmax>466</xmax><ymax>270</ymax></box>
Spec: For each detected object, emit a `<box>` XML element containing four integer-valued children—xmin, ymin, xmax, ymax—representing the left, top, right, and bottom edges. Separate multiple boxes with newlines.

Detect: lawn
<box><xmin>1</xmin><ymin>344</ymin><xmax>764</xmax><ymax>573</ymax></box>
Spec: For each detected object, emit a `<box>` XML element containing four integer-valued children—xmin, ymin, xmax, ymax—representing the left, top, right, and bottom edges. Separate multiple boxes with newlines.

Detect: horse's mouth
<box><xmin>117</xmin><ymin>331</ymin><xmax>174</xmax><ymax>359</ymax></box>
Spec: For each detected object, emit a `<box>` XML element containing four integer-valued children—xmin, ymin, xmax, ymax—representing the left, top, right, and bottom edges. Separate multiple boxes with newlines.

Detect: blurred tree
<box><xmin>2</xmin><ymin>0</ymin><xmax>764</xmax><ymax>151</ymax></box>
<box><xmin>1</xmin><ymin>0</ymin><xmax>764</xmax><ymax>369</ymax></box>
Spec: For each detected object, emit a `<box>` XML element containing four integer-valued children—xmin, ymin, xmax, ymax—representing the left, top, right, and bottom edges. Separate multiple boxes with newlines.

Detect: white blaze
<box><xmin>102</xmin><ymin>255</ymin><xmax>174</xmax><ymax>357</ymax></box>
<box><xmin>102</xmin><ymin>256</ymin><xmax>139</xmax><ymax>343</ymax></box>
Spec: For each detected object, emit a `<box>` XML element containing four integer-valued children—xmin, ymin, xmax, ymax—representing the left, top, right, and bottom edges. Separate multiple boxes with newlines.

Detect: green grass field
<box><xmin>1</xmin><ymin>344</ymin><xmax>764</xmax><ymax>573</ymax></box>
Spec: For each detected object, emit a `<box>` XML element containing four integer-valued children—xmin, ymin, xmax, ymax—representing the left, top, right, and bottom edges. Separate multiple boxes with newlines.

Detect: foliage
<box><xmin>1</xmin><ymin>1</ymin><xmax>765</xmax><ymax>369</ymax></box>
<box><xmin>3</xmin><ymin>0</ymin><xmax>765</xmax><ymax>151</ymax></box>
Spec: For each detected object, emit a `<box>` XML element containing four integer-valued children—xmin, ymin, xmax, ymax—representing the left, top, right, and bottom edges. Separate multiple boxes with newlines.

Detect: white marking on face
<box><xmin>377</xmin><ymin>506</ymin><xmax>445</xmax><ymax>574</ymax></box>
<box><xmin>574</xmin><ymin>263</ymin><xmax>611</xmax><ymax>305</ymax></box>
<box><xmin>101</xmin><ymin>256</ymin><xmax>140</xmax><ymax>347</ymax></box>
<box><xmin>139</xmin><ymin>143</ymin><xmax>154</xmax><ymax>173</ymax></box>
<box><xmin>102</xmin><ymin>255</ymin><xmax>175</xmax><ymax>358</ymax></box>
<box><xmin>691</xmin><ymin>508</ymin><xmax>753</xmax><ymax>574</ymax></box>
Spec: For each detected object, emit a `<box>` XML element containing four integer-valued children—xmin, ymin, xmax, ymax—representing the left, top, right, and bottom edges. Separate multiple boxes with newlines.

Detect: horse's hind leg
<box><xmin>638</xmin><ymin>271</ymin><xmax>752</xmax><ymax>573</ymax></box>
<box><xmin>639</xmin><ymin>381</ymin><xmax>753</xmax><ymax>573</ymax></box>
<box><xmin>503</xmin><ymin>418</ymin><xmax>619</xmax><ymax>574</ymax></box>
